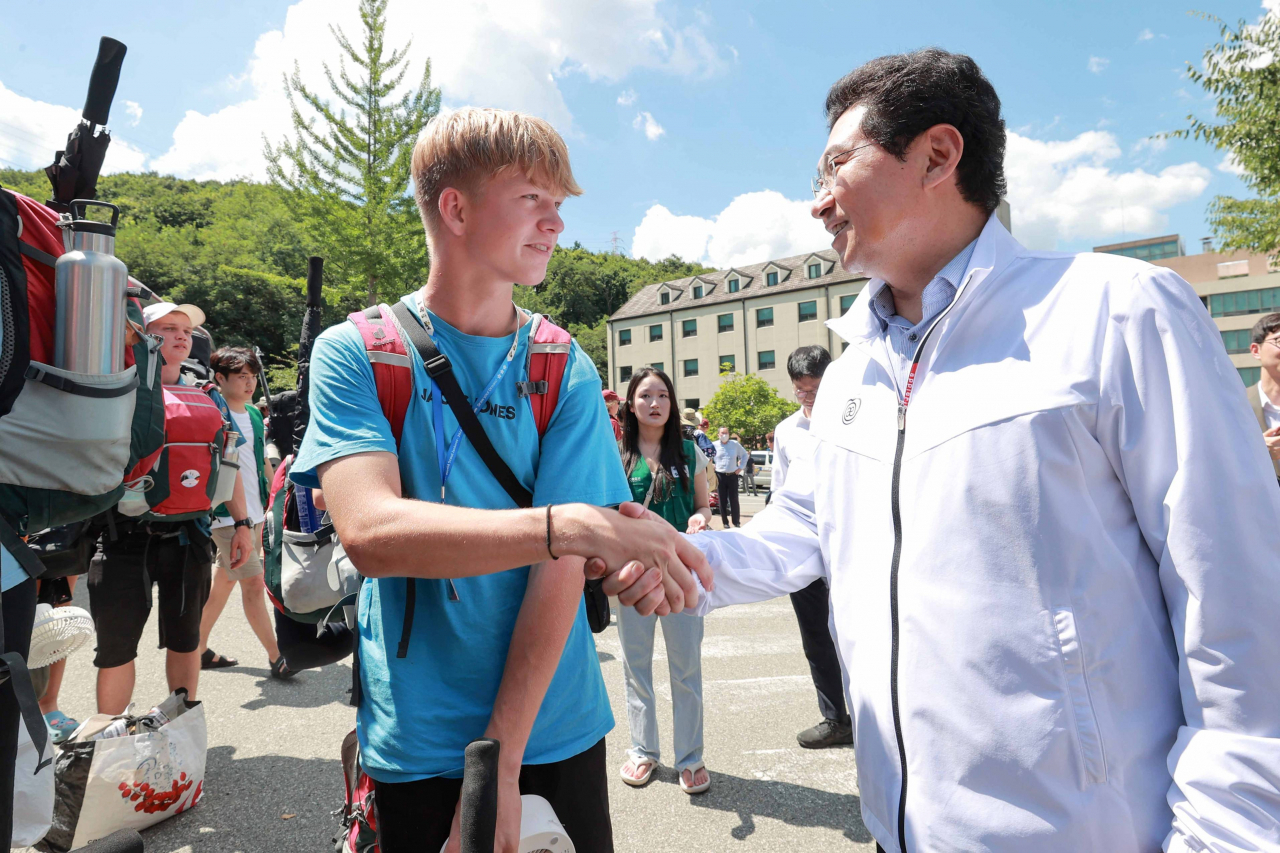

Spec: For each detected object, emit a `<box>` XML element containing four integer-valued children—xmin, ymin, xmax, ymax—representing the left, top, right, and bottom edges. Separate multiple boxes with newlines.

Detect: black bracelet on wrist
<box><xmin>546</xmin><ymin>504</ymin><xmax>559</xmax><ymax>560</ymax></box>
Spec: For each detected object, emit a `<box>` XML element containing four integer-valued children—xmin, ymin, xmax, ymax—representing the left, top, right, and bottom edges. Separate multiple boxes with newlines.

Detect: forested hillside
<box><xmin>0</xmin><ymin>169</ymin><xmax>708</xmax><ymax>384</ymax></box>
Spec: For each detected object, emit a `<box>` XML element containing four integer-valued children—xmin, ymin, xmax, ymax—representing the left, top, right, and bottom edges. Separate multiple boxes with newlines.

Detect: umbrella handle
<box><xmin>83</xmin><ymin>37</ymin><xmax>127</xmax><ymax>126</ymax></box>
<box><xmin>459</xmin><ymin>738</ymin><xmax>501</xmax><ymax>853</ymax></box>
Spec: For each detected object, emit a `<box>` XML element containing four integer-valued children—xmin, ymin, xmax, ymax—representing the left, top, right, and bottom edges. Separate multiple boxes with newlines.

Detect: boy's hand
<box><xmin>442</xmin><ymin>775</ymin><xmax>521</xmax><ymax>853</ymax></box>
<box><xmin>1265</xmin><ymin>425</ymin><xmax>1280</xmax><ymax>461</ymax></box>
<box><xmin>581</xmin><ymin>502</ymin><xmax>714</xmax><ymax>614</ymax></box>
<box><xmin>229</xmin><ymin>525</ymin><xmax>253</xmax><ymax>570</ymax></box>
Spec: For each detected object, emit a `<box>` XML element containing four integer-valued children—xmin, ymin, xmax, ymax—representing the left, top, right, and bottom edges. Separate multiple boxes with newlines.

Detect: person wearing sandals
<box><xmin>616</xmin><ymin>368</ymin><xmax>713</xmax><ymax>795</ymax></box>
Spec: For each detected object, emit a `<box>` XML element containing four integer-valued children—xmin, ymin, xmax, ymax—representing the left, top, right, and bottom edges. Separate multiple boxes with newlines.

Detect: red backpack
<box><xmin>118</xmin><ymin>383</ymin><xmax>231</xmax><ymax>521</ymax></box>
<box><xmin>348</xmin><ymin>302</ymin><xmax>570</xmax><ymax>445</ymax></box>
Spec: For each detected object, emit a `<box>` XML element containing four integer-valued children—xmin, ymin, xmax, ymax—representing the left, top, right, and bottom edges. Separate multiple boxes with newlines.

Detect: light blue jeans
<box><xmin>617</xmin><ymin>605</ymin><xmax>705</xmax><ymax>772</ymax></box>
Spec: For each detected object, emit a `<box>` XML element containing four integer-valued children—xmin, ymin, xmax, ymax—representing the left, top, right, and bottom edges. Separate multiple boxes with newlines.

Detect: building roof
<box><xmin>610</xmin><ymin>247</ymin><xmax>866</xmax><ymax>322</ymax></box>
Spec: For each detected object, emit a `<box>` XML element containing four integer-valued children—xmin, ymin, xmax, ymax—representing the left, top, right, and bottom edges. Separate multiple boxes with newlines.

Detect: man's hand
<box><xmin>442</xmin><ymin>774</ymin><xmax>522</xmax><ymax>853</ymax></box>
<box><xmin>1265</xmin><ymin>425</ymin><xmax>1280</xmax><ymax>461</ymax></box>
<box><xmin>582</xmin><ymin>502</ymin><xmax>714</xmax><ymax>615</ymax></box>
<box><xmin>229</xmin><ymin>525</ymin><xmax>253</xmax><ymax>571</ymax></box>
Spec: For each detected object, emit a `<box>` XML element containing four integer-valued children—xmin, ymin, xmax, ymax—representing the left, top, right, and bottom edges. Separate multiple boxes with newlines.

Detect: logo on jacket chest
<box><xmin>842</xmin><ymin>398</ymin><xmax>862</xmax><ymax>425</ymax></box>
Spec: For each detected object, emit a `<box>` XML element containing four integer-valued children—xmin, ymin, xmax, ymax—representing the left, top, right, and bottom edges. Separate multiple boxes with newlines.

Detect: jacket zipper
<box><xmin>886</xmin><ymin>290</ymin><xmax>966</xmax><ymax>853</ymax></box>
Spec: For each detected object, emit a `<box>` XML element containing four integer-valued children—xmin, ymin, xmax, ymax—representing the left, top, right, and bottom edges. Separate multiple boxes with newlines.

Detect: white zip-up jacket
<box><xmin>688</xmin><ymin>215</ymin><xmax>1280</xmax><ymax>852</ymax></box>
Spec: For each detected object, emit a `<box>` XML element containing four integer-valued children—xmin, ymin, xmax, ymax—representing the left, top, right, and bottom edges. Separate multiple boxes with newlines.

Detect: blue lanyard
<box><xmin>429</xmin><ymin>345</ymin><xmax>515</xmax><ymax>502</ymax></box>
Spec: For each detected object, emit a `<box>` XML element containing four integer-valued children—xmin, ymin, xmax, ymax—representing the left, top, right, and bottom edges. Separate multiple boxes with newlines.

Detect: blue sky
<box><xmin>1</xmin><ymin>0</ymin><xmax>1273</xmax><ymax>270</ymax></box>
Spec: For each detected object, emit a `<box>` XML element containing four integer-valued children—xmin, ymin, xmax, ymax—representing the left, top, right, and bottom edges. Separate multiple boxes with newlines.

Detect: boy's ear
<box><xmin>437</xmin><ymin>187</ymin><xmax>468</xmax><ymax>238</ymax></box>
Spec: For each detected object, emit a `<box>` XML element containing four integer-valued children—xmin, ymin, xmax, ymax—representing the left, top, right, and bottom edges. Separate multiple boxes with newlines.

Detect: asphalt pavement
<box><xmin>32</xmin><ymin>492</ymin><xmax>874</xmax><ymax>852</ymax></box>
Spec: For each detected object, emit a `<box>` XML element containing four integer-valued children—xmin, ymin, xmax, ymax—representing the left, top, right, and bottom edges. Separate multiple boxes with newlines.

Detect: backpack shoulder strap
<box><xmin>518</xmin><ymin>314</ymin><xmax>572</xmax><ymax>437</ymax></box>
<box><xmin>348</xmin><ymin>304</ymin><xmax>414</xmax><ymax>447</ymax></box>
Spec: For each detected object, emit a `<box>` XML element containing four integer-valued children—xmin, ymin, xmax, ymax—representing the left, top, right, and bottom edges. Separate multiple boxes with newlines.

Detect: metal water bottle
<box><xmin>54</xmin><ymin>199</ymin><xmax>128</xmax><ymax>374</ymax></box>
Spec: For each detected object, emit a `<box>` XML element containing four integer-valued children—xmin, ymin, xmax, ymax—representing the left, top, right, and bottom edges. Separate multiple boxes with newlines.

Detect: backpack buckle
<box><xmin>423</xmin><ymin>353</ymin><xmax>452</xmax><ymax>378</ymax></box>
<box><xmin>516</xmin><ymin>380</ymin><xmax>548</xmax><ymax>398</ymax></box>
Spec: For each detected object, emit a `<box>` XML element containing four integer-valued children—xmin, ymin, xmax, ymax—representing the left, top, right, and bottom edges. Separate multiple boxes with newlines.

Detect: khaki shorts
<box><xmin>212</xmin><ymin>522</ymin><xmax>264</xmax><ymax>581</ymax></box>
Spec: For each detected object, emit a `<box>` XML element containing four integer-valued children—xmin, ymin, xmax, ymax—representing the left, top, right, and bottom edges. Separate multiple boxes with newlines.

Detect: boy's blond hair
<box><xmin>412</xmin><ymin>107</ymin><xmax>582</xmax><ymax>230</ymax></box>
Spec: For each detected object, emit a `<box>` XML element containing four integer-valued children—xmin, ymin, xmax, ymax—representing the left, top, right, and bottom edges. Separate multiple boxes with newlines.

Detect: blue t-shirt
<box><xmin>292</xmin><ymin>295</ymin><xmax>630</xmax><ymax>782</ymax></box>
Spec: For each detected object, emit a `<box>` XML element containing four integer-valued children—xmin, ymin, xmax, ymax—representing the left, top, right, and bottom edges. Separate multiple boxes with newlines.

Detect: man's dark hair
<box><xmin>787</xmin><ymin>345</ymin><xmax>832</xmax><ymax>381</ymax></box>
<box><xmin>1251</xmin><ymin>313</ymin><xmax>1280</xmax><ymax>345</ymax></box>
<box><xmin>825</xmin><ymin>48</ymin><xmax>1006</xmax><ymax>215</ymax></box>
<box><xmin>210</xmin><ymin>346</ymin><xmax>261</xmax><ymax>380</ymax></box>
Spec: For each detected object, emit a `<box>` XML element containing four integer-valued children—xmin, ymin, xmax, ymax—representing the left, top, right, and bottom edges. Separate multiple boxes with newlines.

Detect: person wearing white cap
<box><xmin>87</xmin><ymin>300</ymin><xmax>256</xmax><ymax>715</ymax></box>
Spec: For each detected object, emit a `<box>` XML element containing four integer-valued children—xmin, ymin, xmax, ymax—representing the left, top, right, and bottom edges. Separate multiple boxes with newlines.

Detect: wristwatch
<box><xmin>233</xmin><ymin>518</ymin><xmax>253</xmax><ymax>530</ymax></box>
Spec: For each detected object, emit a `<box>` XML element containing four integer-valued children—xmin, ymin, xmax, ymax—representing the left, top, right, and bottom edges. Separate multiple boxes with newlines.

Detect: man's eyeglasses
<box><xmin>1264</xmin><ymin>337</ymin><xmax>1280</xmax><ymax>350</ymax></box>
<box><xmin>811</xmin><ymin>142</ymin><xmax>875</xmax><ymax>197</ymax></box>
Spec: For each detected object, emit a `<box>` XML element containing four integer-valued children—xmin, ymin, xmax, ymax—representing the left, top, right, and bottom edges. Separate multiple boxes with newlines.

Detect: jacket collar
<box><xmin>827</xmin><ymin>212</ymin><xmax>1025</xmax><ymax>348</ymax></box>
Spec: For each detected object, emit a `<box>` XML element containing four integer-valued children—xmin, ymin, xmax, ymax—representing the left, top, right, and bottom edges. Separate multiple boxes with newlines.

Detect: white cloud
<box><xmin>0</xmin><ymin>81</ymin><xmax>148</xmax><ymax>174</ymax></box>
<box><xmin>1087</xmin><ymin>56</ymin><xmax>1110</xmax><ymax>74</ymax></box>
<box><xmin>1132</xmin><ymin>136</ymin><xmax>1167</xmax><ymax>154</ymax></box>
<box><xmin>632</xmin><ymin>190</ymin><xmax>829</xmax><ymax>268</ymax></box>
<box><xmin>1137</xmin><ymin>28</ymin><xmax>1155</xmax><ymax>41</ymax></box>
<box><xmin>1265</xmin><ymin>0</ymin><xmax>1279</xmax><ymax>16</ymax></box>
<box><xmin>1004</xmin><ymin>129</ymin><xmax>1211</xmax><ymax>249</ymax></box>
<box><xmin>123</xmin><ymin>101</ymin><xmax>143</xmax><ymax>127</ymax></box>
<box><xmin>1218</xmin><ymin>151</ymin><xmax>1249</xmax><ymax>176</ymax></box>
<box><xmin>633</xmin><ymin>111</ymin><xmax>665</xmax><ymax>141</ymax></box>
<box><xmin>617</xmin><ymin>89</ymin><xmax>637</xmax><ymax>106</ymax></box>
<box><xmin>149</xmin><ymin>0</ymin><xmax>727</xmax><ymax>181</ymax></box>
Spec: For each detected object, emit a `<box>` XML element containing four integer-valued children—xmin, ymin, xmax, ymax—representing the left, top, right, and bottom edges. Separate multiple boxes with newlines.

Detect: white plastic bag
<box><xmin>40</xmin><ymin>694</ymin><xmax>206</xmax><ymax>852</ymax></box>
<box><xmin>11</xmin><ymin>717</ymin><xmax>55</xmax><ymax>848</ymax></box>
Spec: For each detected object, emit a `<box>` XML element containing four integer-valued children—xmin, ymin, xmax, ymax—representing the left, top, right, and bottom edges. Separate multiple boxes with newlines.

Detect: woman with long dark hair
<box><xmin>616</xmin><ymin>367</ymin><xmax>714</xmax><ymax>794</ymax></box>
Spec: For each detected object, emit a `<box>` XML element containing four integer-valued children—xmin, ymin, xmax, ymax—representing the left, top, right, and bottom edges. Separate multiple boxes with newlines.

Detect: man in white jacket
<box><xmin>596</xmin><ymin>49</ymin><xmax>1280</xmax><ymax>852</ymax></box>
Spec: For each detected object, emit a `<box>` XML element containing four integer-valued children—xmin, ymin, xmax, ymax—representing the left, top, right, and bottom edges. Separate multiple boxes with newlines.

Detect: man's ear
<box><xmin>920</xmin><ymin>123</ymin><xmax>964</xmax><ymax>192</ymax></box>
<box><xmin>437</xmin><ymin>187</ymin><xmax>468</xmax><ymax>238</ymax></box>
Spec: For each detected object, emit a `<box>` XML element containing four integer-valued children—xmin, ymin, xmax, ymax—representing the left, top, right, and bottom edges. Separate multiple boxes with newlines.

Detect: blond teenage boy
<box><xmin>291</xmin><ymin>109</ymin><xmax>708</xmax><ymax>853</ymax></box>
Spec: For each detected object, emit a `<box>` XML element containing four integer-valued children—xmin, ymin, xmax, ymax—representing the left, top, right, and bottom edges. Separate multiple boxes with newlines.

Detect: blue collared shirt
<box><xmin>869</xmin><ymin>239</ymin><xmax>977</xmax><ymax>391</ymax></box>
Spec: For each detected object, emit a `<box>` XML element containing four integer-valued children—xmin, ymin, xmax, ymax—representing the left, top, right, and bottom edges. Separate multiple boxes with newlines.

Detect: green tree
<box><xmin>266</xmin><ymin>0</ymin><xmax>440</xmax><ymax>305</ymax></box>
<box><xmin>703</xmin><ymin>373</ymin><xmax>798</xmax><ymax>447</ymax></box>
<box><xmin>567</xmin><ymin>319</ymin><xmax>608</xmax><ymax>383</ymax></box>
<box><xmin>1169</xmin><ymin>12</ymin><xmax>1280</xmax><ymax>253</ymax></box>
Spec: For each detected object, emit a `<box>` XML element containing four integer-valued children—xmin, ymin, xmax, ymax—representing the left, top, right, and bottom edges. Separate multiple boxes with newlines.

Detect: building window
<box><xmin>693</xmin><ymin>284</ymin><xmax>704</xmax><ymax>299</ymax></box>
<box><xmin>649</xmin><ymin>324</ymin><xmax>663</xmax><ymax>342</ymax></box>
<box><xmin>660</xmin><ymin>291</ymin><xmax>670</xmax><ymax>305</ymax></box>
<box><xmin>1100</xmin><ymin>238</ymin><xmax>1182</xmax><ymax>261</ymax></box>
<box><xmin>840</xmin><ymin>294</ymin><xmax>856</xmax><ymax>314</ymax></box>
<box><xmin>766</xmin><ymin>271</ymin><xmax>779</xmax><ymax>287</ymax></box>
<box><xmin>619</xmin><ymin>366</ymin><xmax>632</xmax><ymax>383</ymax></box>
<box><xmin>1222</xmin><ymin>329</ymin><xmax>1253</xmax><ymax>354</ymax></box>
<box><xmin>728</xmin><ymin>278</ymin><xmax>740</xmax><ymax>293</ymax></box>
<box><xmin>618</xmin><ymin>328</ymin><xmax>631</xmax><ymax>346</ymax></box>
<box><xmin>756</xmin><ymin>307</ymin><xmax>774</xmax><ymax>328</ymax></box>
<box><xmin>808</xmin><ymin>262</ymin><xmax>822</xmax><ymax>279</ymax></box>
<box><xmin>682</xmin><ymin>319</ymin><xmax>697</xmax><ymax>338</ymax></box>
<box><xmin>651</xmin><ymin>362</ymin><xmax>664</xmax><ymax>372</ymax></box>
<box><xmin>758</xmin><ymin>350</ymin><xmax>776</xmax><ymax>370</ymax></box>
<box><xmin>1209</xmin><ymin>286</ymin><xmax>1280</xmax><ymax>317</ymax></box>
<box><xmin>798</xmin><ymin>300</ymin><xmax>818</xmax><ymax>322</ymax></box>
<box><xmin>683</xmin><ymin>359</ymin><xmax>699</xmax><ymax>377</ymax></box>
<box><xmin>1239</xmin><ymin>366</ymin><xmax>1262</xmax><ymax>386</ymax></box>
<box><xmin>719</xmin><ymin>354</ymin><xmax>736</xmax><ymax>373</ymax></box>
<box><xmin>718</xmin><ymin>313</ymin><xmax>734</xmax><ymax>333</ymax></box>
<box><xmin>685</xmin><ymin>398</ymin><xmax>700</xmax><ymax>411</ymax></box>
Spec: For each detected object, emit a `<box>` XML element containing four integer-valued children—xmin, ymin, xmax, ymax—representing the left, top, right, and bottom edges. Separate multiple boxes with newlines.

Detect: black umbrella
<box><xmin>293</xmin><ymin>255</ymin><xmax>325</xmax><ymax>452</ymax></box>
<box><xmin>45</xmin><ymin>37</ymin><xmax>127</xmax><ymax>211</ymax></box>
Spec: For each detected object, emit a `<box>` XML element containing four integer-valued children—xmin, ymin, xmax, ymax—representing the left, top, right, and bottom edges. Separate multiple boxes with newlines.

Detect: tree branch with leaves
<box><xmin>265</xmin><ymin>0</ymin><xmax>440</xmax><ymax>305</ymax></box>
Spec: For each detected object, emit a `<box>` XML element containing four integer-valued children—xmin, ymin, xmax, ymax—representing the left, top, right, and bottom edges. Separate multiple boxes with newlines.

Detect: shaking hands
<box><xmin>559</xmin><ymin>501</ymin><xmax>714</xmax><ymax>617</ymax></box>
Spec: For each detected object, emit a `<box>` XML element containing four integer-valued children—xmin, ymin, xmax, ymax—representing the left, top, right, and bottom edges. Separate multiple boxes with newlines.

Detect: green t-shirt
<box><xmin>626</xmin><ymin>438</ymin><xmax>701</xmax><ymax>531</ymax></box>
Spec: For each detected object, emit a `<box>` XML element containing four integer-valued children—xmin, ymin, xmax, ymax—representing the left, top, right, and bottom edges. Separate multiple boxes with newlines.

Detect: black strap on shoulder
<box><xmin>389</xmin><ymin>302</ymin><xmax>532</xmax><ymax>509</ymax></box>
<box><xmin>396</xmin><ymin>578</ymin><xmax>416</xmax><ymax>659</ymax></box>
<box><xmin>0</xmin><ymin>514</ymin><xmax>46</xmax><ymax>579</ymax></box>
<box><xmin>17</xmin><ymin>240</ymin><xmax>59</xmax><ymax>269</ymax></box>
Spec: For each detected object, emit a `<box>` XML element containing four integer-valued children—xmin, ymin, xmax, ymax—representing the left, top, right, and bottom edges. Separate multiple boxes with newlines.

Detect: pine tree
<box><xmin>266</xmin><ymin>0</ymin><xmax>441</xmax><ymax>305</ymax></box>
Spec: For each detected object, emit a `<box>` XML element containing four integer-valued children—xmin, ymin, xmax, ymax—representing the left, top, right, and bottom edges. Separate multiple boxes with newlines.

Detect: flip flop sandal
<box><xmin>44</xmin><ymin>710</ymin><xmax>80</xmax><ymax>745</ymax></box>
<box><xmin>620</xmin><ymin>757</ymin><xmax>656</xmax><ymax>787</ymax></box>
<box><xmin>679</xmin><ymin>762</ymin><xmax>711</xmax><ymax>795</ymax></box>
<box><xmin>201</xmin><ymin>648</ymin><xmax>238</xmax><ymax>669</ymax></box>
